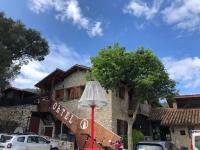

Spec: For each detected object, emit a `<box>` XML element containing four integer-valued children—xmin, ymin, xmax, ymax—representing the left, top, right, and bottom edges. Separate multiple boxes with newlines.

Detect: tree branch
<box><xmin>132</xmin><ymin>103</ymin><xmax>140</xmax><ymax>119</ymax></box>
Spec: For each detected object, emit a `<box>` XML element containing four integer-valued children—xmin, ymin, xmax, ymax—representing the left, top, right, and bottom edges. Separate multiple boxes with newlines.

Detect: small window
<box><xmin>17</xmin><ymin>137</ymin><xmax>25</xmax><ymax>142</ymax></box>
<box><xmin>180</xmin><ymin>130</ymin><xmax>186</xmax><ymax>135</ymax></box>
<box><xmin>55</xmin><ymin>89</ymin><xmax>64</xmax><ymax>101</ymax></box>
<box><xmin>119</xmin><ymin>87</ymin><xmax>125</xmax><ymax>99</ymax></box>
<box><xmin>117</xmin><ymin>119</ymin><xmax>128</xmax><ymax>136</ymax></box>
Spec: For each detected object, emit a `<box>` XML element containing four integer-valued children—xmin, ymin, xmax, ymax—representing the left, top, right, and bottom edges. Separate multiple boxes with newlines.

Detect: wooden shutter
<box><xmin>68</xmin><ymin>86</ymin><xmax>82</xmax><ymax>99</ymax></box>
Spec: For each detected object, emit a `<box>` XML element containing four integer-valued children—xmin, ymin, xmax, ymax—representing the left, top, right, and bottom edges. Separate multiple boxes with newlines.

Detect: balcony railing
<box><xmin>0</xmin><ymin>96</ymin><xmax>39</xmax><ymax>106</ymax></box>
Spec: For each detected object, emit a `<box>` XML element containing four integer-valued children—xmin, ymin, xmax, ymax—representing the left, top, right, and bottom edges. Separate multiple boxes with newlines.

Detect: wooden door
<box><xmin>44</xmin><ymin>127</ymin><xmax>53</xmax><ymax>137</ymax></box>
<box><xmin>29</xmin><ymin>116</ymin><xmax>40</xmax><ymax>134</ymax></box>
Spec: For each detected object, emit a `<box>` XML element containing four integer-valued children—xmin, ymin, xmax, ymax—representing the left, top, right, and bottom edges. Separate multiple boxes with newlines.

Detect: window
<box><xmin>117</xmin><ymin>119</ymin><xmax>127</xmax><ymax>136</ymax></box>
<box><xmin>180</xmin><ymin>130</ymin><xmax>186</xmax><ymax>135</ymax></box>
<box><xmin>119</xmin><ymin>87</ymin><xmax>125</xmax><ymax>99</ymax></box>
<box><xmin>0</xmin><ymin>135</ymin><xmax>13</xmax><ymax>143</ymax></box>
<box><xmin>38</xmin><ymin>137</ymin><xmax>48</xmax><ymax>144</ymax></box>
<box><xmin>55</xmin><ymin>89</ymin><xmax>64</xmax><ymax>101</ymax></box>
<box><xmin>17</xmin><ymin>137</ymin><xmax>25</xmax><ymax>142</ymax></box>
<box><xmin>27</xmin><ymin>136</ymin><xmax>39</xmax><ymax>143</ymax></box>
<box><xmin>116</xmin><ymin>87</ymin><xmax>125</xmax><ymax>99</ymax></box>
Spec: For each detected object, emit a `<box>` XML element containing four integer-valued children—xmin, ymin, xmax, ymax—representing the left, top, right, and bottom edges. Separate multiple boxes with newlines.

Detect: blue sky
<box><xmin>1</xmin><ymin>0</ymin><xmax>200</xmax><ymax>95</ymax></box>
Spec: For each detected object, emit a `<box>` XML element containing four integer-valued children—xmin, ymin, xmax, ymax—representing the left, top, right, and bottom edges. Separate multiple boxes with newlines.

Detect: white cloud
<box><xmin>88</xmin><ymin>22</ymin><xmax>103</xmax><ymax>37</ymax></box>
<box><xmin>162</xmin><ymin>57</ymin><xmax>200</xmax><ymax>90</ymax></box>
<box><xmin>123</xmin><ymin>0</ymin><xmax>162</xmax><ymax>20</ymax></box>
<box><xmin>12</xmin><ymin>41</ymin><xmax>90</xmax><ymax>89</ymax></box>
<box><xmin>28</xmin><ymin>0</ymin><xmax>103</xmax><ymax>37</ymax></box>
<box><xmin>123</xmin><ymin>0</ymin><xmax>200</xmax><ymax>32</ymax></box>
<box><xmin>162</xmin><ymin>0</ymin><xmax>200</xmax><ymax>31</ymax></box>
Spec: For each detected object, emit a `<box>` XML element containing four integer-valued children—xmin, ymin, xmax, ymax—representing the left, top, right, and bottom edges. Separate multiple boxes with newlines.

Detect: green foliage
<box><xmin>91</xmin><ymin>43</ymin><xmax>177</xmax><ymax>103</ymax></box>
<box><xmin>122</xmin><ymin>129</ymin><xmax>144</xmax><ymax>149</ymax></box>
<box><xmin>123</xmin><ymin>135</ymin><xmax>128</xmax><ymax>149</ymax></box>
<box><xmin>160</xmin><ymin>101</ymin><xmax>169</xmax><ymax>108</ymax></box>
<box><xmin>133</xmin><ymin>129</ymin><xmax>144</xmax><ymax>146</ymax></box>
<box><xmin>85</xmin><ymin>71</ymin><xmax>95</xmax><ymax>81</ymax></box>
<box><xmin>0</xmin><ymin>12</ymin><xmax>49</xmax><ymax>89</ymax></box>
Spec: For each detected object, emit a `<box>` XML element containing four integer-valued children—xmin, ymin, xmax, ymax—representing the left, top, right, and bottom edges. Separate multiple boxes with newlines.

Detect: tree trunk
<box><xmin>127</xmin><ymin>103</ymin><xmax>139</xmax><ymax>150</ymax></box>
<box><xmin>128</xmin><ymin>119</ymin><xmax>134</xmax><ymax>150</ymax></box>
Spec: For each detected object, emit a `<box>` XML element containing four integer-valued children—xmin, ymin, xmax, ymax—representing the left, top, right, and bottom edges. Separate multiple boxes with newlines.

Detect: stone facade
<box><xmin>53</xmin><ymin>70</ymin><xmax>125</xmax><ymax>133</ymax></box>
<box><xmin>111</xmin><ymin>90</ymin><xmax>129</xmax><ymax>133</ymax></box>
<box><xmin>0</xmin><ymin>105</ymin><xmax>37</xmax><ymax>133</ymax></box>
<box><xmin>170</xmin><ymin>126</ymin><xmax>200</xmax><ymax>149</ymax></box>
<box><xmin>170</xmin><ymin>126</ymin><xmax>190</xmax><ymax>149</ymax></box>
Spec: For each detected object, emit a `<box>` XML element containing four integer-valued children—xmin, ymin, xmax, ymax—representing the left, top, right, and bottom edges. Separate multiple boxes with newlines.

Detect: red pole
<box><xmin>90</xmin><ymin>105</ymin><xmax>95</xmax><ymax>149</ymax></box>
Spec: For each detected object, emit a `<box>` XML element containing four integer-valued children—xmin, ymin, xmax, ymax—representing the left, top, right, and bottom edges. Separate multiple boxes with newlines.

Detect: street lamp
<box><xmin>79</xmin><ymin>81</ymin><xmax>108</xmax><ymax>150</ymax></box>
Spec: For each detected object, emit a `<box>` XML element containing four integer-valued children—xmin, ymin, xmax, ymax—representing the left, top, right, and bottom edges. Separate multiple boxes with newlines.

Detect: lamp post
<box><xmin>79</xmin><ymin>81</ymin><xmax>108</xmax><ymax>150</ymax></box>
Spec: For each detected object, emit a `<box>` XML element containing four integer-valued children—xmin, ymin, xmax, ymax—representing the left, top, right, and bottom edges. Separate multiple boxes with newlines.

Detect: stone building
<box><xmin>149</xmin><ymin>94</ymin><xmax>200</xmax><ymax>149</ymax></box>
<box><xmin>34</xmin><ymin>64</ymin><xmax>149</xmax><ymax>135</ymax></box>
<box><xmin>34</xmin><ymin>64</ymin><xmax>150</xmax><ymax>148</ymax></box>
<box><xmin>2</xmin><ymin>64</ymin><xmax>200</xmax><ymax>149</ymax></box>
<box><xmin>0</xmin><ymin>87</ymin><xmax>38</xmax><ymax>133</ymax></box>
<box><xmin>0</xmin><ymin>64</ymin><xmax>150</xmax><ymax>149</ymax></box>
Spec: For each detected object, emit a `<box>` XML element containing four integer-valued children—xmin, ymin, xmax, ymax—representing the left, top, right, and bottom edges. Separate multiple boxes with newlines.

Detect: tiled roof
<box><xmin>35</xmin><ymin>64</ymin><xmax>90</xmax><ymax>89</ymax></box>
<box><xmin>174</xmin><ymin>94</ymin><xmax>200</xmax><ymax>99</ymax></box>
<box><xmin>149</xmin><ymin>108</ymin><xmax>200</xmax><ymax>126</ymax></box>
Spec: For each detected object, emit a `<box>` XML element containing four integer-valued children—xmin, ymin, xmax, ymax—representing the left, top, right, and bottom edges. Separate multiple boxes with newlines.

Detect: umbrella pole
<box><xmin>90</xmin><ymin>105</ymin><xmax>95</xmax><ymax>149</ymax></box>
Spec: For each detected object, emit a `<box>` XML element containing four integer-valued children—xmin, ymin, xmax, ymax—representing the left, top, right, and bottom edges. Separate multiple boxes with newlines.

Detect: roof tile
<box><xmin>149</xmin><ymin>108</ymin><xmax>200</xmax><ymax>126</ymax></box>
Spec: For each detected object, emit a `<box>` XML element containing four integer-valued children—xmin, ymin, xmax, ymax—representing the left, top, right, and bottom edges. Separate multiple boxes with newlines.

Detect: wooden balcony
<box><xmin>0</xmin><ymin>96</ymin><xmax>39</xmax><ymax>106</ymax></box>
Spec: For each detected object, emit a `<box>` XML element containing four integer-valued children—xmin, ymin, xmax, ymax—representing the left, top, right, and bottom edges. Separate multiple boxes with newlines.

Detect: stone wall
<box><xmin>111</xmin><ymin>90</ymin><xmax>129</xmax><ymax>134</ymax></box>
<box><xmin>170</xmin><ymin>126</ymin><xmax>200</xmax><ymax>149</ymax></box>
<box><xmin>170</xmin><ymin>126</ymin><xmax>190</xmax><ymax>149</ymax></box>
<box><xmin>54</xmin><ymin>70</ymin><xmax>114</xmax><ymax>131</ymax></box>
<box><xmin>0</xmin><ymin>105</ymin><xmax>37</xmax><ymax>133</ymax></box>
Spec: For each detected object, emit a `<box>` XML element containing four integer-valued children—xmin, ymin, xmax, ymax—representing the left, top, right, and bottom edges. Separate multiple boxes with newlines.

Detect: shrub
<box><xmin>122</xmin><ymin>129</ymin><xmax>144</xmax><ymax>149</ymax></box>
<box><xmin>133</xmin><ymin>129</ymin><xmax>144</xmax><ymax>147</ymax></box>
<box><xmin>133</xmin><ymin>129</ymin><xmax>144</xmax><ymax>146</ymax></box>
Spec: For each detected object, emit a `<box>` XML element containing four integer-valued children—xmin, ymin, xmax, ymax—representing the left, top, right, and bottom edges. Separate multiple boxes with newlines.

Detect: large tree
<box><xmin>0</xmin><ymin>12</ymin><xmax>49</xmax><ymax>89</ymax></box>
<box><xmin>90</xmin><ymin>44</ymin><xmax>177</xmax><ymax>150</ymax></box>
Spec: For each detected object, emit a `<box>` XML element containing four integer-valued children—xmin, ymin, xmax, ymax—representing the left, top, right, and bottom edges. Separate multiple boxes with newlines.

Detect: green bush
<box><xmin>122</xmin><ymin>129</ymin><xmax>144</xmax><ymax>149</ymax></box>
<box><xmin>123</xmin><ymin>135</ymin><xmax>128</xmax><ymax>149</ymax></box>
<box><xmin>133</xmin><ymin>129</ymin><xmax>144</xmax><ymax>146</ymax></box>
